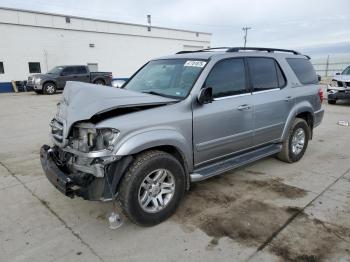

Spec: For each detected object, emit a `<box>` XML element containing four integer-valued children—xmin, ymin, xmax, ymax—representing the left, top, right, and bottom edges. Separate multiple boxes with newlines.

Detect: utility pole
<box><xmin>147</xmin><ymin>15</ymin><xmax>151</xmax><ymax>31</ymax></box>
<box><xmin>242</xmin><ymin>27</ymin><xmax>251</xmax><ymax>47</ymax></box>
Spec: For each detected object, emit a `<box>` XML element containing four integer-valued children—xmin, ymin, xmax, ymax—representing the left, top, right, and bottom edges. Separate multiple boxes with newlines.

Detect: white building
<box><xmin>0</xmin><ymin>7</ymin><xmax>211</xmax><ymax>87</ymax></box>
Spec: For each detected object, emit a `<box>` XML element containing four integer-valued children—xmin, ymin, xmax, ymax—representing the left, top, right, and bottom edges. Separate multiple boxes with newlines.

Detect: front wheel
<box><xmin>43</xmin><ymin>82</ymin><xmax>57</xmax><ymax>95</ymax></box>
<box><xmin>277</xmin><ymin>118</ymin><xmax>310</xmax><ymax>163</ymax></box>
<box><xmin>118</xmin><ymin>150</ymin><xmax>186</xmax><ymax>226</ymax></box>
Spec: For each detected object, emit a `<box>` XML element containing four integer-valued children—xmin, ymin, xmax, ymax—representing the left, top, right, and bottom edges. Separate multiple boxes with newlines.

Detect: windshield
<box><xmin>124</xmin><ymin>59</ymin><xmax>207</xmax><ymax>99</ymax></box>
<box><xmin>47</xmin><ymin>66</ymin><xmax>64</xmax><ymax>75</ymax></box>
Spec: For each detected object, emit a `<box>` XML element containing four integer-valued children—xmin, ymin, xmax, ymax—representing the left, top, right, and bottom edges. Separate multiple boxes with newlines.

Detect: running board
<box><xmin>190</xmin><ymin>144</ymin><xmax>282</xmax><ymax>182</ymax></box>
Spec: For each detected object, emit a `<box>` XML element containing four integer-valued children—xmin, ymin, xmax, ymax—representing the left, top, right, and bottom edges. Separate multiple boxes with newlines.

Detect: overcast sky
<box><xmin>1</xmin><ymin>0</ymin><xmax>349</xmax><ymax>56</ymax></box>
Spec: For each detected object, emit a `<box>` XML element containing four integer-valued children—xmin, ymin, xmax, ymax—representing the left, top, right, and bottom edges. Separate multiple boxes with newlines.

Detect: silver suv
<box><xmin>40</xmin><ymin>47</ymin><xmax>324</xmax><ymax>226</ymax></box>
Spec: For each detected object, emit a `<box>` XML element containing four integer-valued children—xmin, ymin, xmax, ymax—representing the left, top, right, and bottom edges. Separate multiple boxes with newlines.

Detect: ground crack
<box><xmin>0</xmin><ymin>161</ymin><xmax>104</xmax><ymax>262</ymax></box>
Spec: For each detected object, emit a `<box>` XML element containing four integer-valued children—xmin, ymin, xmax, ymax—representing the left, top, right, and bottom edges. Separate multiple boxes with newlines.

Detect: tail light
<box><xmin>318</xmin><ymin>87</ymin><xmax>324</xmax><ymax>103</ymax></box>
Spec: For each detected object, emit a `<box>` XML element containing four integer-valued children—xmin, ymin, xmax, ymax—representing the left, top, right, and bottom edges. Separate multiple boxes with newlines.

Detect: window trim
<box><xmin>246</xmin><ymin>56</ymin><xmax>287</xmax><ymax>92</ymax></box>
<box><xmin>203</xmin><ymin>57</ymin><xmax>250</xmax><ymax>100</ymax></box>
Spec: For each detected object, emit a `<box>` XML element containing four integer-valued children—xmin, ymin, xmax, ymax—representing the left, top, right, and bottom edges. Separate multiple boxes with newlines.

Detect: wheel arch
<box><xmin>282</xmin><ymin>102</ymin><xmax>315</xmax><ymax>141</ymax></box>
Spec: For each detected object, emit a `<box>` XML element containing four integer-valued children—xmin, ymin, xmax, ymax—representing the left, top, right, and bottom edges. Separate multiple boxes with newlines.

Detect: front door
<box><xmin>193</xmin><ymin>58</ymin><xmax>254</xmax><ymax>166</ymax></box>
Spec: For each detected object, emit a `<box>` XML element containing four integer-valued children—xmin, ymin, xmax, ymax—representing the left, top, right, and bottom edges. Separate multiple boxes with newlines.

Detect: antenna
<box><xmin>242</xmin><ymin>27</ymin><xmax>252</xmax><ymax>48</ymax></box>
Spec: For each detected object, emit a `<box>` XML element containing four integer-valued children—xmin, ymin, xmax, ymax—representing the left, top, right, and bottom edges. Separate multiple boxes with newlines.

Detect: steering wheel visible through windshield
<box><xmin>124</xmin><ymin>59</ymin><xmax>207</xmax><ymax>99</ymax></box>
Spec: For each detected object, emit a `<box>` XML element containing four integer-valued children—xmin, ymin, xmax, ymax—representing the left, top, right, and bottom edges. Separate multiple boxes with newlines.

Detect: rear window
<box><xmin>287</xmin><ymin>58</ymin><xmax>318</xmax><ymax>84</ymax></box>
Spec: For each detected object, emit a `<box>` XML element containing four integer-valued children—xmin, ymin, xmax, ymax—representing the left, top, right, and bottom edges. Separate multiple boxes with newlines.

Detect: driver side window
<box><xmin>205</xmin><ymin>58</ymin><xmax>247</xmax><ymax>98</ymax></box>
<box><xmin>62</xmin><ymin>67</ymin><xmax>75</xmax><ymax>76</ymax></box>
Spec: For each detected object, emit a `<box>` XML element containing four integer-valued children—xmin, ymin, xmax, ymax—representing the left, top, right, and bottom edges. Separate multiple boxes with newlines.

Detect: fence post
<box><xmin>325</xmin><ymin>55</ymin><xmax>330</xmax><ymax>77</ymax></box>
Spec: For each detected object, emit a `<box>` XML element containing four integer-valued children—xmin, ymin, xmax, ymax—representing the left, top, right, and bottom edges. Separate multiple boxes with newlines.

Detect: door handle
<box><xmin>237</xmin><ymin>104</ymin><xmax>251</xmax><ymax>110</ymax></box>
<box><xmin>285</xmin><ymin>96</ymin><xmax>293</xmax><ymax>101</ymax></box>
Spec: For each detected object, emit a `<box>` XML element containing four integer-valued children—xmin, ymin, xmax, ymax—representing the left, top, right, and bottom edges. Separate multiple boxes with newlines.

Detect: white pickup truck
<box><xmin>327</xmin><ymin>65</ymin><xmax>350</xmax><ymax>104</ymax></box>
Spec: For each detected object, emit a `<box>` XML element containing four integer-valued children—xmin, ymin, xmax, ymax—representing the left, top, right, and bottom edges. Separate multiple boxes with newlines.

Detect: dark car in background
<box><xmin>27</xmin><ymin>65</ymin><xmax>113</xmax><ymax>94</ymax></box>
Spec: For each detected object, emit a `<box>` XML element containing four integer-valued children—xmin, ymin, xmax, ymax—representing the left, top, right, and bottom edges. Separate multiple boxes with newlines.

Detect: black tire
<box><xmin>328</xmin><ymin>99</ymin><xmax>336</xmax><ymax>105</ymax></box>
<box><xmin>94</xmin><ymin>79</ymin><xmax>105</xmax><ymax>85</ymax></box>
<box><xmin>277</xmin><ymin>118</ymin><xmax>310</xmax><ymax>163</ymax></box>
<box><xmin>34</xmin><ymin>90</ymin><xmax>43</xmax><ymax>94</ymax></box>
<box><xmin>43</xmin><ymin>82</ymin><xmax>57</xmax><ymax>95</ymax></box>
<box><xmin>118</xmin><ymin>150</ymin><xmax>186</xmax><ymax>226</ymax></box>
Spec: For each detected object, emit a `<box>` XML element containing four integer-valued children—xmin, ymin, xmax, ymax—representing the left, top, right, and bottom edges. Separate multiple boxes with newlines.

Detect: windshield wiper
<box><xmin>142</xmin><ymin>91</ymin><xmax>181</xmax><ymax>100</ymax></box>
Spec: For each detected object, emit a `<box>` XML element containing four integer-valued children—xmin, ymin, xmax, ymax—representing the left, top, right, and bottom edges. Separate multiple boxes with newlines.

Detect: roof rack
<box><xmin>226</xmin><ymin>47</ymin><xmax>301</xmax><ymax>55</ymax></box>
<box><xmin>176</xmin><ymin>47</ymin><xmax>310</xmax><ymax>58</ymax></box>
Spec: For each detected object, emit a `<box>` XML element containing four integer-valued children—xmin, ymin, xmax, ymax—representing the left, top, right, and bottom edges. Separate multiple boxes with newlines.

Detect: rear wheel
<box><xmin>277</xmin><ymin>118</ymin><xmax>310</xmax><ymax>163</ymax></box>
<box><xmin>118</xmin><ymin>150</ymin><xmax>186</xmax><ymax>226</ymax></box>
<box><xmin>328</xmin><ymin>99</ymin><xmax>336</xmax><ymax>104</ymax></box>
<box><xmin>43</xmin><ymin>82</ymin><xmax>57</xmax><ymax>95</ymax></box>
<box><xmin>94</xmin><ymin>79</ymin><xmax>105</xmax><ymax>85</ymax></box>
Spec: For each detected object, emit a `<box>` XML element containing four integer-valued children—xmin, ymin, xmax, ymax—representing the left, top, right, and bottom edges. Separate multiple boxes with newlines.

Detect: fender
<box><xmin>281</xmin><ymin>101</ymin><xmax>314</xmax><ymax>141</ymax></box>
<box><xmin>114</xmin><ymin>129</ymin><xmax>193</xmax><ymax>171</ymax></box>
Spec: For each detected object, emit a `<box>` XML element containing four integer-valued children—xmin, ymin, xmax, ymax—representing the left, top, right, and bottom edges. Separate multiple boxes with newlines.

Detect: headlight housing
<box><xmin>35</xmin><ymin>78</ymin><xmax>41</xmax><ymax>84</ymax></box>
<box><xmin>70</xmin><ymin>125</ymin><xmax>119</xmax><ymax>152</ymax></box>
<box><xmin>330</xmin><ymin>80</ymin><xmax>338</xmax><ymax>87</ymax></box>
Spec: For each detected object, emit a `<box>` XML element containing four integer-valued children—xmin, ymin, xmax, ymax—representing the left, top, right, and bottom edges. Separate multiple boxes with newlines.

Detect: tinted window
<box><xmin>248</xmin><ymin>58</ymin><xmax>280</xmax><ymax>91</ymax></box>
<box><xmin>75</xmin><ymin>66</ymin><xmax>88</xmax><ymax>74</ymax></box>
<box><xmin>205</xmin><ymin>58</ymin><xmax>247</xmax><ymax>98</ymax></box>
<box><xmin>0</xmin><ymin>62</ymin><xmax>4</xmax><ymax>74</ymax></box>
<box><xmin>28</xmin><ymin>62</ymin><xmax>41</xmax><ymax>73</ymax></box>
<box><xmin>62</xmin><ymin>67</ymin><xmax>75</xmax><ymax>76</ymax></box>
<box><xmin>287</xmin><ymin>58</ymin><xmax>318</xmax><ymax>84</ymax></box>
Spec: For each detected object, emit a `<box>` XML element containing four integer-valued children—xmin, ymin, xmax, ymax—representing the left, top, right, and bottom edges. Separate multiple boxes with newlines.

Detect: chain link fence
<box><xmin>311</xmin><ymin>56</ymin><xmax>350</xmax><ymax>77</ymax></box>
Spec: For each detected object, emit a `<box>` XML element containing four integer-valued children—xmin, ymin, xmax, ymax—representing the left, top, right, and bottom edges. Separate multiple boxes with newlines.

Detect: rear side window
<box><xmin>75</xmin><ymin>66</ymin><xmax>87</xmax><ymax>74</ymax></box>
<box><xmin>248</xmin><ymin>58</ymin><xmax>285</xmax><ymax>91</ymax></box>
<box><xmin>287</xmin><ymin>58</ymin><xmax>318</xmax><ymax>84</ymax></box>
<box><xmin>62</xmin><ymin>67</ymin><xmax>75</xmax><ymax>76</ymax></box>
<box><xmin>205</xmin><ymin>58</ymin><xmax>247</xmax><ymax>98</ymax></box>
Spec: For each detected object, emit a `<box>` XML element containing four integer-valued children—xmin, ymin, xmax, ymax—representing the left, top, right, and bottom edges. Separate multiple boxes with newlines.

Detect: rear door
<box><xmin>247</xmin><ymin>57</ymin><xmax>293</xmax><ymax>146</ymax></box>
<box><xmin>193</xmin><ymin>58</ymin><xmax>254</xmax><ymax>166</ymax></box>
<box><xmin>74</xmin><ymin>66</ymin><xmax>90</xmax><ymax>83</ymax></box>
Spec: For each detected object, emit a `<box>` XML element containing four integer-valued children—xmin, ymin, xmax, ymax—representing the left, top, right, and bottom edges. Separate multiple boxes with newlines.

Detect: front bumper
<box><xmin>27</xmin><ymin>83</ymin><xmax>43</xmax><ymax>90</ymax></box>
<box><xmin>327</xmin><ymin>86</ymin><xmax>350</xmax><ymax>100</ymax></box>
<box><xmin>40</xmin><ymin>145</ymin><xmax>132</xmax><ymax>201</ymax></box>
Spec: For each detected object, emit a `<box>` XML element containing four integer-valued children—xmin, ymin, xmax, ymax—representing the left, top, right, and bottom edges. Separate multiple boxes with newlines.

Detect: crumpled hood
<box><xmin>333</xmin><ymin>75</ymin><xmax>350</xmax><ymax>82</ymax></box>
<box><xmin>56</xmin><ymin>81</ymin><xmax>176</xmax><ymax>133</ymax></box>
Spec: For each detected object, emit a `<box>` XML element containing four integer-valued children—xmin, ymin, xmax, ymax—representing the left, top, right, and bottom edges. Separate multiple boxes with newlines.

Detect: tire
<box><xmin>277</xmin><ymin>118</ymin><xmax>310</xmax><ymax>163</ymax></box>
<box><xmin>94</xmin><ymin>79</ymin><xmax>105</xmax><ymax>85</ymax></box>
<box><xmin>328</xmin><ymin>99</ymin><xmax>336</xmax><ymax>105</ymax></box>
<box><xmin>118</xmin><ymin>150</ymin><xmax>186</xmax><ymax>226</ymax></box>
<box><xmin>34</xmin><ymin>90</ymin><xmax>43</xmax><ymax>94</ymax></box>
<box><xmin>43</xmin><ymin>82</ymin><xmax>57</xmax><ymax>95</ymax></box>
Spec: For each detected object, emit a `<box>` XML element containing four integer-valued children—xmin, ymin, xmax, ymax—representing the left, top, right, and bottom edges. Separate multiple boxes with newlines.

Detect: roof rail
<box><xmin>175</xmin><ymin>46</ymin><xmax>310</xmax><ymax>59</ymax></box>
<box><xmin>226</xmin><ymin>47</ymin><xmax>301</xmax><ymax>55</ymax></box>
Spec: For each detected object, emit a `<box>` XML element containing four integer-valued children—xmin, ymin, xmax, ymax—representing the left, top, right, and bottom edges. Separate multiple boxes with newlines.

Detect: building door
<box><xmin>87</xmin><ymin>63</ymin><xmax>98</xmax><ymax>72</ymax></box>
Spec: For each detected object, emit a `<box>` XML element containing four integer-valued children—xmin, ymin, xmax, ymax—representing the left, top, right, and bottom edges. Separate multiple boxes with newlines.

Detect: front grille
<box><xmin>337</xmin><ymin>81</ymin><xmax>344</xmax><ymax>87</ymax></box>
<box><xmin>346</xmin><ymin>82</ymin><xmax>350</xmax><ymax>88</ymax></box>
<box><xmin>50</xmin><ymin>119</ymin><xmax>64</xmax><ymax>143</ymax></box>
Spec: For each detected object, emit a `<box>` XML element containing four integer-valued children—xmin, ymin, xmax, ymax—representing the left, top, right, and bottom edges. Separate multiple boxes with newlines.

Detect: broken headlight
<box><xmin>70</xmin><ymin>126</ymin><xmax>119</xmax><ymax>152</ymax></box>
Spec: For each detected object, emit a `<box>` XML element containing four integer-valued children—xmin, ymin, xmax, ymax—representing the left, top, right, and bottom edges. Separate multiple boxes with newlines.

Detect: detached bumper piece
<box><xmin>40</xmin><ymin>145</ymin><xmax>75</xmax><ymax>197</ymax></box>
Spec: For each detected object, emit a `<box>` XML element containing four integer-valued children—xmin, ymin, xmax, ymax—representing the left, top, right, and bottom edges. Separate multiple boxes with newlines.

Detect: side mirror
<box><xmin>335</xmin><ymin>73</ymin><xmax>340</xmax><ymax>75</ymax></box>
<box><xmin>111</xmin><ymin>79</ymin><xmax>126</xmax><ymax>88</ymax></box>
<box><xmin>198</xmin><ymin>87</ymin><xmax>213</xmax><ymax>104</ymax></box>
<box><xmin>317</xmin><ymin>75</ymin><xmax>321</xmax><ymax>82</ymax></box>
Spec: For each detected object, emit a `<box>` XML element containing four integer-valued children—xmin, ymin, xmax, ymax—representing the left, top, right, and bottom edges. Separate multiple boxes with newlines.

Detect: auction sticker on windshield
<box><xmin>184</xmin><ymin>61</ymin><xmax>207</xmax><ymax>67</ymax></box>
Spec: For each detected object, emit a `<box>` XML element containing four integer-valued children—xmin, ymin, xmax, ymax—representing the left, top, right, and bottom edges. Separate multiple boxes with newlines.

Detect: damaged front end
<box><xmin>40</xmin><ymin>120</ymin><xmax>132</xmax><ymax>201</ymax></box>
